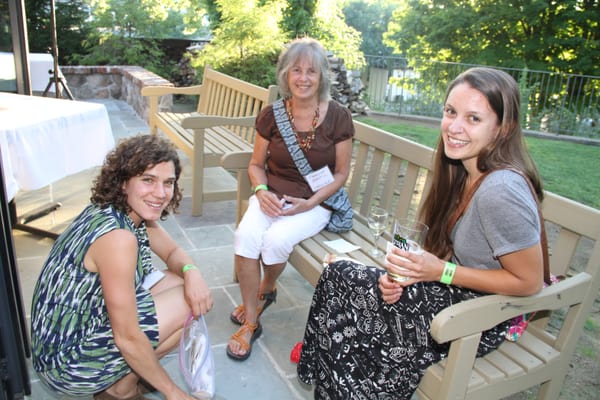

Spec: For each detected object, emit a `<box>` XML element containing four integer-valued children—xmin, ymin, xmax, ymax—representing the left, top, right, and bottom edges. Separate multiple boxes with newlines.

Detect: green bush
<box><xmin>193</xmin><ymin>51</ymin><xmax>279</xmax><ymax>89</ymax></box>
<box><xmin>70</xmin><ymin>37</ymin><xmax>177</xmax><ymax>82</ymax></box>
<box><xmin>220</xmin><ymin>53</ymin><xmax>278</xmax><ymax>88</ymax></box>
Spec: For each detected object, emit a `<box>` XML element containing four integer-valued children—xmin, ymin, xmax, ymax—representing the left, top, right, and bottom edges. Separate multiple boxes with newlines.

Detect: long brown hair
<box><xmin>419</xmin><ymin>67</ymin><xmax>543</xmax><ymax>258</ymax></box>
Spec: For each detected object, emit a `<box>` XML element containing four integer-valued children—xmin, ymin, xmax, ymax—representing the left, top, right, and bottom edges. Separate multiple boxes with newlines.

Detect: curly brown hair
<box><xmin>90</xmin><ymin>135</ymin><xmax>183</xmax><ymax>219</ymax></box>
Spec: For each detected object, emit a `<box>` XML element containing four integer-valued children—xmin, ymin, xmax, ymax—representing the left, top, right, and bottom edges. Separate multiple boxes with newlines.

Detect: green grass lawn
<box><xmin>356</xmin><ymin>117</ymin><xmax>600</xmax><ymax>210</ymax></box>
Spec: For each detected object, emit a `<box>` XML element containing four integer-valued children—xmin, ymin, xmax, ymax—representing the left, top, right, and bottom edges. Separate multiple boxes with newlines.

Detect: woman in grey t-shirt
<box><xmin>297</xmin><ymin>67</ymin><xmax>546</xmax><ymax>399</ymax></box>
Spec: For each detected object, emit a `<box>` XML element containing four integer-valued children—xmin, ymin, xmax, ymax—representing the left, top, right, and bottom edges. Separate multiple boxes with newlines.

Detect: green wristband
<box><xmin>182</xmin><ymin>264</ymin><xmax>198</xmax><ymax>273</ymax></box>
<box><xmin>254</xmin><ymin>184</ymin><xmax>268</xmax><ymax>193</ymax></box>
<box><xmin>440</xmin><ymin>262</ymin><xmax>456</xmax><ymax>285</ymax></box>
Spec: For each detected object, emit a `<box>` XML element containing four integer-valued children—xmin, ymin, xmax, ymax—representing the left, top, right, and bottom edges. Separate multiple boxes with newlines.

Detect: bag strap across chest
<box><xmin>272</xmin><ymin>98</ymin><xmax>314</xmax><ymax>176</ymax></box>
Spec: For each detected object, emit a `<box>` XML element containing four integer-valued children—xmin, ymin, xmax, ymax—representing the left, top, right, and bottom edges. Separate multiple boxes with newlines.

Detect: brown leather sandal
<box><xmin>230</xmin><ymin>289</ymin><xmax>277</xmax><ymax>325</ymax></box>
<box><xmin>226</xmin><ymin>321</ymin><xmax>263</xmax><ymax>361</ymax></box>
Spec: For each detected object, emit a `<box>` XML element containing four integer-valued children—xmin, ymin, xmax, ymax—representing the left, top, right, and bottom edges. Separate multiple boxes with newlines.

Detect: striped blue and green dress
<box><xmin>30</xmin><ymin>203</ymin><xmax>159</xmax><ymax>395</ymax></box>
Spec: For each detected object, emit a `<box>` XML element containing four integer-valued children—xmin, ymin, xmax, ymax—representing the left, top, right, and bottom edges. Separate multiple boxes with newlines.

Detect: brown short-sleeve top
<box><xmin>255</xmin><ymin>100</ymin><xmax>354</xmax><ymax>199</ymax></box>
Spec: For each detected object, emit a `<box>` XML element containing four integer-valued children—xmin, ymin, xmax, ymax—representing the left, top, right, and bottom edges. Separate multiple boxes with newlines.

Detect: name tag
<box><xmin>305</xmin><ymin>166</ymin><xmax>334</xmax><ymax>192</ymax></box>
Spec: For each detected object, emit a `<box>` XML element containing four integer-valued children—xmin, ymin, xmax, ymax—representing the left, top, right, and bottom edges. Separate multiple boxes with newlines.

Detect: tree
<box><xmin>281</xmin><ymin>0</ymin><xmax>318</xmax><ymax>38</ymax></box>
<box><xmin>383</xmin><ymin>0</ymin><xmax>599</xmax><ymax>76</ymax></box>
<box><xmin>342</xmin><ymin>0</ymin><xmax>398</xmax><ymax>57</ymax></box>
<box><xmin>204</xmin><ymin>0</ymin><xmax>222</xmax><ymax>30</ymax></box>
<box><xmin>70</xmin><ymin>0</ymin><xmax>208</xmax><ymax>78</ymax></box>
<box><xmin>84</xmin><ymin>0</ymin><xmax>206</xmax><ymax>40</ymax></box>
<box><xmin>311</xmin><ymin>0</ymin><xmax>365</xmax><ymax>69</ymax></box>
<box><xmin>191</xmin><ymin>0</ymin><xmax>285</xmax><ymax>87</ymax></box>
<box><xmin>25</xmin><ymin>0</ymin><xmax>91</xmax><ymax>64</ymax></box>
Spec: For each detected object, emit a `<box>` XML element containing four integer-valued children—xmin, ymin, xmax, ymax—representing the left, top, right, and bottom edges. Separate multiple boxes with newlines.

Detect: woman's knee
<box><xmin>260</xmin><ymin>231</ymin><xmax>294</xmax><ymax>264</ymax></box>
<box><xmin>234</xmin><ymin>224</ymin><xmax>264</xmax><ymax>258</ymax></box>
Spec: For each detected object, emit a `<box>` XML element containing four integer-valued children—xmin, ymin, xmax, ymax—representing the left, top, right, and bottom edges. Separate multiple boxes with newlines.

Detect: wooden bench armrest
<box><xmin>181</xmin><ymin>115</ymin><xmax>256</xmax><ymax>130</ymax></box>
<box><xmin>430</xmin><ymin>272</ymin><xmax>591</xmax><ymax>343</ymax></box>
<box><xmin>221</xmin><ymin>151</ymin><xmax>253</xmax><ymax>170</ymax></box>
<box><xmin>141</xmin><ymin>84</ymin><xmax>204</xmax><ymax>97</ymax></box>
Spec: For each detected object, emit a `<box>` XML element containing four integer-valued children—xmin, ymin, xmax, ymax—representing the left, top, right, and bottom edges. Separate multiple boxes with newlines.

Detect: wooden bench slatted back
<box><xmin>221</xmin><ymin>117</ymin><xmax>600</xmax><ymax>400</ymax></box>
<box><xmin>350</xmin><ymin>121</ymin><xmax>434</xmax><ymax>219</ymax></box>
<box><xmin>142</xmin><ymin>66</ymin><xmax>278</xmax><ymax>215</ymax></box>
<box><xmin>199</xmin><ymin>68</ymin><xmax>274</xmax><ymax>142</ymax></box>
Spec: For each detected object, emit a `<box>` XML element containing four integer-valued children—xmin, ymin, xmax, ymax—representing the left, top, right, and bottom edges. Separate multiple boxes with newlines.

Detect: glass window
<box><xmin>0</xmin><ymin>0</ymin><xmax>17</xmax><ymax>92</ymax></box>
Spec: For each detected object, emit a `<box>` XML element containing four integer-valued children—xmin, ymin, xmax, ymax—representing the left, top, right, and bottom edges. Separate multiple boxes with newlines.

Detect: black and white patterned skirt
<box><xmin>297</xmin><ymin>259</ymin><xmax>508</xmax><ymax>400</ymax></box>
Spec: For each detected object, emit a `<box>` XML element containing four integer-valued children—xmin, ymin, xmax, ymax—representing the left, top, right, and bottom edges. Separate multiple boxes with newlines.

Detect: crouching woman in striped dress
<box><xmin>31</xmin><ymin>135</ymin><xmax>213</xmax><ymax>400</ymax></box>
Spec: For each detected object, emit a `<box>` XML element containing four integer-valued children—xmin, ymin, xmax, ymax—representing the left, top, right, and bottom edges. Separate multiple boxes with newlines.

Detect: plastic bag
<box><xmin>179</xmin><ymin>313</ymin><xmax>215</xmax><ymax>399</ymax></box>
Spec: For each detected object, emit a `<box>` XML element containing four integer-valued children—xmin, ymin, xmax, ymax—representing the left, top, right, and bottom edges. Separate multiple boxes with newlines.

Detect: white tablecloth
<box><xmin>0</xmin><ymin>93</ymin><xmax>115</xmax><ymax>200</ymax></box>
<box><xmin>0</xmin><ymin>52</ymin><xmax>65</xmax><ymax>92</ymax></box>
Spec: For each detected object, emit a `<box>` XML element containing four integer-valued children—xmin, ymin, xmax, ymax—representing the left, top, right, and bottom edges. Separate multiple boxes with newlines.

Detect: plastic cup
<box><xmin>387</xmin><ymin>218</ymin><xmax>429</xmax><ymax>282</ymax></box>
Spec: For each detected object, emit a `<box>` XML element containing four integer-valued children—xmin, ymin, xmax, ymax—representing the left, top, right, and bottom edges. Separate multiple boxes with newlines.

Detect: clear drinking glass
<box><xmin>387</xmin><ymin>218</ymin><xmax>429</xmax><ymax>282</ymax></box>
<box><xmin>367</xmin><ymin>206</ymin><xmax>389</xmax><ymax>257</ymax></box>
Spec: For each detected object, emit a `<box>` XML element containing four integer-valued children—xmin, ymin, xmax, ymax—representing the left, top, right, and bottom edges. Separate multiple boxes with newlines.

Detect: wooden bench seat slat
<box><xmin>472</xmin><ymin>357</ymin><xmax>507</xmax><ymax>384</ymax></box>
<box><xmin>482</xmin><ymin>349</ymin><xmax>525</xmax><ymax>379</ymax></box>
<box><xmin>514</xmin><ymin>330</ymin><xmax>560</xmax><ymax>364</ymax></box>
<box><xmin>498</xmin><ymin>340</ymin><xmax>544</xmax><ymax>372</ymax></box>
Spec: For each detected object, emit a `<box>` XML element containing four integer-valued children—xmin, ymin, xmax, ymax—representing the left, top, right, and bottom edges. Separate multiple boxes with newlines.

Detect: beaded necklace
<box><xmin>285</xmin><ymin>99</ymin><xmax>320</xmax><ymax>151</ymax></box>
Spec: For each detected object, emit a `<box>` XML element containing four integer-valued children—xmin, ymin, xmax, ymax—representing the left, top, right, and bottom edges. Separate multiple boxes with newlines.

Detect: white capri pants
<box><xmin>235</xmin><ymin>195</ymin><xmax>332</xmax><ymax>265</ymax></box>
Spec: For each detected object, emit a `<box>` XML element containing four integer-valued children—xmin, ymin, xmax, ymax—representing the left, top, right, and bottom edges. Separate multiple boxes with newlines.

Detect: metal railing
<box><xmin>360</xmin><ymin>56</ymin><xmax>600</xmax><ymax>138</ymax></box>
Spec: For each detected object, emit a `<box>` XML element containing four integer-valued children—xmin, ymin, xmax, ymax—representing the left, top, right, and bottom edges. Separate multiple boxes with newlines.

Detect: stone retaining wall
<box><xmin>61</xmin><ymin>65</ymin><xmax>173</xmax><ymax>122</ymax></box>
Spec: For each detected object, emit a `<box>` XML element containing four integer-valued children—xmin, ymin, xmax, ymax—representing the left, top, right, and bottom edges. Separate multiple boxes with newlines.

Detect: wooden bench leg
<box><xmin>191</xmin><ymin>129</ymin><xmax>205</xmax><ymax>216</ymax></box>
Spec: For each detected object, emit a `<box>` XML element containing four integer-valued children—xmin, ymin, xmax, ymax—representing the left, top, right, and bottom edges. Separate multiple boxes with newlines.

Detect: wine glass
<box><xmin>367</xmin><ymin>206</ymin><xmax>389</xmax><ymax>257</ymax></box>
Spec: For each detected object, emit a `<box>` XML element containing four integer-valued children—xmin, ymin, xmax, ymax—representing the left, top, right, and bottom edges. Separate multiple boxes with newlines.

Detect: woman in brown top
<box><xmin>226</xmin><ymin>37</ymin><xmax>355</xmax><ymax>361</ymax></box>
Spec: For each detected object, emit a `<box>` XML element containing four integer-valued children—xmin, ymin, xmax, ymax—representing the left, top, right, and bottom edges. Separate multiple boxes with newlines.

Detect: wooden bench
<box><xmin>222</xmin><ymin>120</ymin><xmax>600</xmax><ymax>400</ymax></box>
<box><xmin>141</xmin><ymin>66</ymin><xmax>278</xmax><ymax>215</ymax></box>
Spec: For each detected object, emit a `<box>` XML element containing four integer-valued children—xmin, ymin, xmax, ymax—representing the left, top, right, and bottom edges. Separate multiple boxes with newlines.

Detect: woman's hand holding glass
<box><xmin>380</xmin><ymin>247</ymin><xmax>447</xmax><ymax>304</ymax></box>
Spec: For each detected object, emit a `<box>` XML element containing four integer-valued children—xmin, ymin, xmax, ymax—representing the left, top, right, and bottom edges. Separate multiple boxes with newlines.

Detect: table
<box><xmin>0</xmin><ymin>52</ymin><xmax>66</xmax><ymax>93</ymax></box>
<box><xmin>0</xmin><ymin>93</ymin><xmax>115</xmax><ymax>237</ymax></box>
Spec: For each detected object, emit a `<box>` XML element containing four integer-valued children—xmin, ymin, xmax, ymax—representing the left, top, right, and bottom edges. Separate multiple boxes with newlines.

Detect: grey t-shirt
<box><xmin>451</xmin><ymin>170</ymin><xmax>540</xmax><ymax>270</ymax></box>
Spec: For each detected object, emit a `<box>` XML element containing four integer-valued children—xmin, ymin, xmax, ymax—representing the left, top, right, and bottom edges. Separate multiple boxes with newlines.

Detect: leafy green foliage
<box><xmin>72</xmin><ymin>35</ymin><xmax>176</xmax><ymax>79</ymax></box>
<box><xmin>383</xmin><ymin>0</ymin><xmax>600</xmax><ymax>76</ymax></box>
<box><xmin>25</xmin><ymin>0</ymin><xmax>91</xmax><ymax>64</ymax></box>
<box><xmin>203</xmin><ymin>0</ymin><xmax>222</xmax><ymax>30</ymax></box>
<box><xmin>67</xmin><ymin>0</ymin><xmax>209</xmax><ymax>78</ymax></box>
<box><xmin>281</xmin><ymin>0</ymin><xmax>317</xmax><ymax>38</ymax></box>
<box><xmin>86</xmin><ymin>0</ymin><xmax>207</xmax><ymax>40</ymax></box>
<box><xmin>311</xmin><ymin>0</ymin><xmax>365</xmax><ymax>69</ymax></box>
<box><xmin>0</xmin><ymin>1</ymin><xmax>10</xmax><ymax>50</ymax></box>
<box><xmin>342</xmin><ymin>0</ymin><xmax>398</xmax><ymax>57</ymax></box>
<box><xmin>216</xmin><ymin>53</ymin><xmax>279</xmax><ymax>88</ymax></box>
<box><xmin>189</xmin><ymin>0</ymin><xmax>285</xmax><ymax>86</ymax></box>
